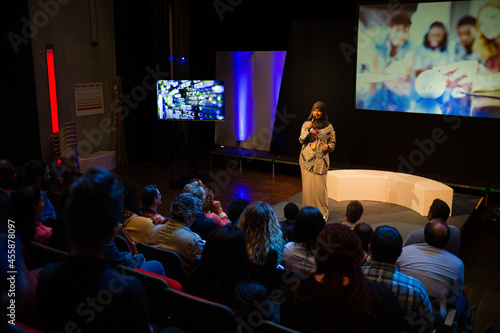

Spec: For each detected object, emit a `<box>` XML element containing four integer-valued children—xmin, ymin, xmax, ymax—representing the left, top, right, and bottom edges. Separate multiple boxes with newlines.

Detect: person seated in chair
<box><xmin>362</xmin><ymin>225</ymin><xmax>433</xmax><ymax>333</ymax></box>
<box><xmin>404</xmin><ymin>198</ymin><xmax>460</xmax><ymax>255</ymax></box>
<box><xmin>36</xmin><ymin>167</ymin><xmax>151</xmax><ymax>333</ymax></box>
<box><xmin>397</xmin><ymin>220</ymin><xmax>465</xmax><ymax>327</ymax></box>
<box><xmin>282</xmin><ymin>206</ymin><xmax>325</xmax><ymax>272</ymax></box>
<box><xmin>343</xmin><ymin>200</ymin><xmax>364</xmax><ymax>229</ymax></box>
<box><xmin>182</xmin><ymin>181</ymin><xmax>217</xmax><ymax>240</ymax></box>
<box><xmin>149</xmin><ymin>193</ymin><xmax>205</xmax><ymax>275</ymax></box>
<box><xmin>279</xmin><ymin>202</ymin><xmax>299</xmax><ymax>243</ymax></box>
<box><xmin>186</xmin><ymin>224</ymin><xmax>276</xmax><ymax>324</ymax></box>
<box><xmin>122</xmin><ymin>182</ymin><xmax>154</xmax><ymax>248</ymax></box>
<box><xmin>140</xmin><ymin>184</ymin><xmax>167</xmax><ymax>225</ymax></box>
<box><xmin>18</xmin><ymin>160</ymin><xmax>56</xmax><ymax>224</ymax></box>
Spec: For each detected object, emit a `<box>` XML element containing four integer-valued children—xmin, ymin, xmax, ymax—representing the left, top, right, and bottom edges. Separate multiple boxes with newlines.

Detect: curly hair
<box><xmin>238</xmin><ymin>201</ymin><xmax>283</xmax><ymax>265</ymax></box>
<box><xmin>473</xmin><ymin>0</ymin><xmax>500</xmax><ymax>61</ymax></box>
<box><xmin>171</xmin><ymin>192</ymin><xmax>201</xmax><ymax>223</ymax></box>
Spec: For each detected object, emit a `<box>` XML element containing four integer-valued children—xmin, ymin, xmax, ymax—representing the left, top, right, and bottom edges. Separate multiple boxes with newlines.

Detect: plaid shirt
<box><xmin>362</xmin><ymin>261</ymin><xmax>433</xmax><ymax>333</ymax></box>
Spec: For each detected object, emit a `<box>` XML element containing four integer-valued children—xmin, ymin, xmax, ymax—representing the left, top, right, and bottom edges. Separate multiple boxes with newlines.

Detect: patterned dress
<box><xmin>299</xmin><ymin>121</ymin><xmax>336</xmax><ymax>218</ymax></box>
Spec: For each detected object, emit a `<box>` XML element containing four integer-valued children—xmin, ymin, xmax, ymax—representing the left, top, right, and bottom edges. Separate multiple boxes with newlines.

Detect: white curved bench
<box><xmin>327</xmin><ymin>169</ymin><xmax>453</xmax><ymax>216</ymax></box>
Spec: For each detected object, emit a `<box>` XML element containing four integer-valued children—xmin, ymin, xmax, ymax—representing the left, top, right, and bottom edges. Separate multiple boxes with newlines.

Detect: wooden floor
<box><xmin>114</xmin><ymin>154</ymin><xmax>500</xmax><ymax>332</ymax></box>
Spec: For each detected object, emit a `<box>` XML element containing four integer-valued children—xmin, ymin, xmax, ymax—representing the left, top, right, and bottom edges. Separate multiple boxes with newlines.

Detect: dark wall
<box><xmin>2</xmin><ymin>1</ymin><xmax>41</xmax><ymax>167</ymax></box>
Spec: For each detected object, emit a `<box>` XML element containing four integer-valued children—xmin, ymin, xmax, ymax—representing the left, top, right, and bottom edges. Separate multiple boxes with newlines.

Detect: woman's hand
<box><xmin>321</xmin><ymin>144</ymin><xmax>328</xmax><ymax>152</ymax></box>
<box><xmin>213</xmin><ymin>200</ymin><xmax>223</xmax><ymax>215</ymax></box>
<box><xmin>307</xmin><ymin>122</ymin><xmax>313</xmax><ymax>130</ymax></box>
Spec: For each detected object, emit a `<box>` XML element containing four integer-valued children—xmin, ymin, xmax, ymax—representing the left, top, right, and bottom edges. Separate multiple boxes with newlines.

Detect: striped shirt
<box><xmin>362</xmin><ymin>260</ymin><xmax>433</xmax><ymax>333</ymax></box>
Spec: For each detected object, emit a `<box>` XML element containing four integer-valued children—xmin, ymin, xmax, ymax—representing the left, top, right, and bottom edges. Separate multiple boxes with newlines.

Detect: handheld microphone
<box><xmin>311</xmin><ymin>117</ymin><xmax>315</xmax><ymax>124</ymax></box>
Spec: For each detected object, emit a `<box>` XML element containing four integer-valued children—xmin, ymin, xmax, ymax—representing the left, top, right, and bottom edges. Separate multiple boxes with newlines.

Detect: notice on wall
<box><xmin>74</xmin><ymin>82</ymin><xmax>104</xmax><ymax>116</ymax></box>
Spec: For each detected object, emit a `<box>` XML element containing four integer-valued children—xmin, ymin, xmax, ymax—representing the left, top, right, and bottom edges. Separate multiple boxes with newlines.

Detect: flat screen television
<box><xmin>157</xmin><ymin>80</ymin><xmax>225</xmax><ymax>120</ymax></box>
<box><xmin>355</xmin><ymin>1</ymin><xmax>500</xmax><ymax>118</ymax></box>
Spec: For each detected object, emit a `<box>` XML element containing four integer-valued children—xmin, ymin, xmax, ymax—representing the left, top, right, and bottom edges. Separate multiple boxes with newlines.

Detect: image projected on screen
<box><xmin>355</xmin><ymin>1</ymin><xmax>500</xmax><ymax>118</ymax></box>
<box><xmin>157</xmin><ymin>80</ymin><xmax>225</xmax><ymax>120</ymax></box>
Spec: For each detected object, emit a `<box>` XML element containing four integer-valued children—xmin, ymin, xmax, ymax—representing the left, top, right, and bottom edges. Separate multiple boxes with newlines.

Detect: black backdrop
<box><xmin>269</xmin><ymin>20</ymin><xmax>500</xmax><ymax>188</ymax></box>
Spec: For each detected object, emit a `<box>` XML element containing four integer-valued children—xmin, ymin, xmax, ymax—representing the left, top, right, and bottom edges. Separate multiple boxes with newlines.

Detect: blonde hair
<box><xmin>238</xmin><ymin>201</ymin><xmax>283</xmax><ymax>265</ymax></box>
<box><xmin>473</xmin><ymin>0</ymin><xmax>500</xmax><ymax>60</ymax></box>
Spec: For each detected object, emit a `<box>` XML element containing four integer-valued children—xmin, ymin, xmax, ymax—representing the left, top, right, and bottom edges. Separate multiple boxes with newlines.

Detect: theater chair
<box><xmin>114</xmin><ymin>234</ymin><xmax>133</xmax><ymax>253</ymax></box>
<box><xmin>25</xmin><ymin>241</ymin><xmax>68</xmax><ymax>271</ymax></box>
<box><xmin>116</xmin><ymin>265</ymin><xmax>183</xmax><ymax>328</ymax></box>
<box><xmin>432</xmin><ymin>288</ymin><xmax>476</xmax><ymax>333</ymax></box>
<box><xmin>255</xmin><ymin>320</ymin><xmax>301</xmax><ymax>333</ymax></box>
<box><xmin>136</xmin><ymin>242</ymin><xmax>188</xmax><ymax>287</ymax></box>
<box><xmin>162</xmin><ymin>287</ymin><xmax>239</xmax><ymax>333</ymax></box>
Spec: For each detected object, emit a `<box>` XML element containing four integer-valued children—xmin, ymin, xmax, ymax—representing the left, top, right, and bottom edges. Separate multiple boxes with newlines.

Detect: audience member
<box><xmin>122</xmin><ymin>182</ymin><xmax>154</xmax><ymax>252</ymax></box>
<box><xmin>9</xmin><ymin>185</ymin><xmax>52</xmax><ymax>247</ymax></box>
<box><xmin>186</xmin><ymin>224</ymin><xmax>276</xmax><ymax>324</ymax></box>
<box><xmin>18</xmin><ymin>160</ymin><xmax>56</xmax><ymax>224</ymax></box>
<box><xmin>36</xmin><ymin>167</ymin><xmax>151</xmax><ymax>333</ymax></box>
<box><xmin>238</xmin><ymin>201</ymin><xmax>284</xmax><ymax>267</ymax></box>
<box><xmin>149</xmin><ymin>192</ymin><xmax>205</xmax><ymax>275</ymax></box>
<box><xmin>140</xmin><ymin>184</ymin><xmax>167</xmax><ymax>225</ymax></box>
<box><xmin>353</xmin><ymin>222</ymin><xmax>373</xmax><ymax>264</ymax></box>
<box><xmin>182</xmin><ymin>181</ymin><xmax>217</xmax><ymax>239</ymax></box>
<box><xmin>282</xmin><ymin>206</ymin><xmax>324</xmax><ymax>272</ymax></box>
<box><xmin>397</xmin><ymin>220</ymin><xmax>465</xmax><ymax>325</ymax></box>
<box><xmin>404</xmin><ymin>198</ymin><xmax>460</xmax><ymax>255</ymax></box>
<box><xmin>279</xmin><ymin>202</ymin><xmax>299</xmax><ymax>243</ymax></box>
<box><xmin>227</xmin><ymin>198</ymin><xmax>250</xmax><ymax>225</ymax></box>
<box><xmin>343</xmin><ymin>200</ymin><xmax>363</xmax><ymax>229</ymax></box>
<box><xmin>202</xmin><ymin>186</ymin><xmax>229</xmax><ymax>227</ymax></box>
<box><xmin>414</xmin><ymin>21</ymin><xmax>450</xmax><ymax>76</ymax></box>
<box><xmin>281</xmin><ymin>223</ymin><xmax>409</xmax><ymax>333</ymax></box>
<box><xmin>362</xmin><ymin>226</ymin><xmax>433</xmax><ymax>333</ymax></box>
<box><xmin>452</xmin><ymin>16</ymin><xmax>478</xmax><ymax>62</ymax></box>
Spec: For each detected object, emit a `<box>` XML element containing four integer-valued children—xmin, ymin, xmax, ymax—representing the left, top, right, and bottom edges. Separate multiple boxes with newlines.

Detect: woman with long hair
<box><xmin>186</xmin><ymin>224</ymin><xmax>275</xmax><ymax>322</ymax></box>
<box><xmin>299</xmin><ymin>101</ymin><xmax>336</xmax><ymax>221</ymax></box>
<box><xmin>281</xmin><ymin>223</ymin><xmax>408</xmax><ymax>333</ymax></box>
<box><xmin>282</xmin><ymin>206</ymin><xmax>325</xmax><ymax>272</ymax></box>
<box><xmin>238</xmin><ymin>201</ymin><xmax>284</xmax><ymax>267</ymax></box>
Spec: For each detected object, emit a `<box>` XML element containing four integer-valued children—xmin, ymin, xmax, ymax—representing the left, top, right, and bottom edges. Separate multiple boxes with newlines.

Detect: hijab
<box><xmin>306</xmin><ymin>101</ymin><xmax>330</xmax><ymax>129</ymax></box>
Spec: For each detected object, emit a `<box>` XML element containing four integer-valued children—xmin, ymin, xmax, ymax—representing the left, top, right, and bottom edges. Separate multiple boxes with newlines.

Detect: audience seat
<box><xmin>114</xmin><ymin>234</ymin><xmax>132</xmax><ymax>253</ymax></box>
<box><xmin>254</xmin><ymin>320</ymin><xmax>301</xmax><ymax>333</ymax></box>
<box><xmin>116</xmin><ymin>265</ymin><xmax>173</xmax><ymax>328</ymax></box>
<box><xmin>25</xmin><ymin>241</ymin><xmax>68</xmax><ymax>271</ymax></box>
<box><xmin>162</xmin><ymin>287</ymin><xmax>239</xmax><ymax>333</ymax></box>
<box><xmin>432</xmin><ymin>288</ymin><xmax>475</xmax><ymax>333</ymax></box>
<box><xmin>136</xmin><ymin>242</ymin><xmax>188</xmax><ymax>287</ymax></box>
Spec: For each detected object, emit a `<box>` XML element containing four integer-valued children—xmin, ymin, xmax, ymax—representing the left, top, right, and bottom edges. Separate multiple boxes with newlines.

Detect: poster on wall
<box><xmin>74</xmin><ymin>82</ymin><xmax>104</xmax><ymax>116</ymax></box>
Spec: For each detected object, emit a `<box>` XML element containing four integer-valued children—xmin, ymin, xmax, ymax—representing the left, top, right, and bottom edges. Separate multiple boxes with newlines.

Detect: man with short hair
<box><xmin>343</xmin><ymin>200</ymin><xmax>363</xmax><ymax>229</ymax></box>
<box><xmin>149</xmin><ymin>192</ymin><xmax>205</xmax><ymax>275</ymax></box>
<box><xmin>182</xmin><ymin>181</ymin><xmax>217</xmax><ymax>239</ymax></box>
<box><xmin>397</xmin><ymin>220</ymin><xmax>465</xmax><ymax>325</ymax></box>
<box><xmin>404</xmin><ymin>198</ymin><xmax>460</xmax><ymax>255</ymax></box>
<box><xmin>36</xmin><ymin>167</ymin><xmax>151</xmax><ymax>333</ymax></box>
<box><xmin>362</xmin><ymin>226</ymin><xmax>433</xmax><ymax>333</ymax></box>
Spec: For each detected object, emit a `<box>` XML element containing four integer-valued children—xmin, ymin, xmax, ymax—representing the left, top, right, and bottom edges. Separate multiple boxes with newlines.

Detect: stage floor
<box><xmin>273</xmin><ymin>192</ymin><xmax>482</xmax><ymax>241</ymax></box>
